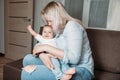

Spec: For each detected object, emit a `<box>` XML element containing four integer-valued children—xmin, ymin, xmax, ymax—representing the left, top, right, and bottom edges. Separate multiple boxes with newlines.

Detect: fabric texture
<box><xmin>86</xmin><ymin>29</ymin><xmax>120</xmax><ymax>73</ymax></box>
<box><xmin>56</xmin><ymin>21</ymin><xmax>94</xmax><ymax>75</ymax></box>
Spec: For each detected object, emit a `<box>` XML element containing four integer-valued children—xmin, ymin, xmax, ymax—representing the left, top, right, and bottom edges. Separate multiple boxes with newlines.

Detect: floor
<box><xmin>0</xmin><ymin>54</ymin><xmax>13</xmax><ymax>80</ymax></box>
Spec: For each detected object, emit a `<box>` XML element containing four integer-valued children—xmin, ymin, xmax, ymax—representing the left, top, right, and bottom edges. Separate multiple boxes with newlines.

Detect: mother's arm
<box><xmin>62</xmin><ymin>22</ymin><xmax>84</xmax><ymax>65</ymax></box>
<box><xmin>33</xmin><ymin>44</ymin><xmax>64</xmax><ymax>60</ymax></box>
<box><xmin>33</xmin><ymin>43</ymin><xmax>64</xmax><ymax>69</ymax></box>
<box><xmin>33</xmin><ymin>23</ymin><xmax>84</xmax><ymax>65</ymax></box>
<box><xmin>30</xmin><ymin>43</ymin><xmax>56</xmax><ymax>69</ymax></box>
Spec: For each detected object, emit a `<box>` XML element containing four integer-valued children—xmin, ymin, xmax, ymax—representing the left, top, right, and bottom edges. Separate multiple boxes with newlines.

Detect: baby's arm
<box><xmin>27</xmin><ymin>25</ymin><xmax>37</xmax><ymax>37</ymax></box>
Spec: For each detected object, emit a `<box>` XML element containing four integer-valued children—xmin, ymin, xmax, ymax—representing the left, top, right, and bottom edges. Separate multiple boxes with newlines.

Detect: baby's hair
<box><xmin>43</xmin><ymin>25</ymin><xmax>53</xmax><ymax>29</ymax></box>
<box><xmin>39</xmin><ymin>25</ymin><xmax>54</xmax><ymax>35</ymax></box>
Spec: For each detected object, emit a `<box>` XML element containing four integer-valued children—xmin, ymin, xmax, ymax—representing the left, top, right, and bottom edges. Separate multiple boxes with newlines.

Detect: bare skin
<box><xmin>61</xmin><ymin>68</ymin><xmax>76</xmax><ymax>80</ymax></box>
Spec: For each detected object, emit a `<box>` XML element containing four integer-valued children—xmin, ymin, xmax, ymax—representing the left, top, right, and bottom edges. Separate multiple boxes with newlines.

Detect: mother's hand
<box><xmin>39</xmin><ymin>53</ymin><xmax>54</xmax><ymax>70</ymax></box>
<box><xmin>33</xmin><ymin>45</ymin><xmax>45</xmax><ymax>55</ymax></box>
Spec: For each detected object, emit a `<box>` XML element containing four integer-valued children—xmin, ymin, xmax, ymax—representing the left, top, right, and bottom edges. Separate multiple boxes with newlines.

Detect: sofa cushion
<box><xmin>94</xmin><ymin>70</ymin><xmax>120</xmax><ymax>80</ymax></box>
<box><xmin>86</xmin><ymin>29</ymin><xmax>120</xmax><ymax>73</ymax></box>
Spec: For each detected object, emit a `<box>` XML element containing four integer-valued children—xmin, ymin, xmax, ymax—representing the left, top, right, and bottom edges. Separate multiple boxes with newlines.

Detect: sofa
<box><xmin>3</xmin><ymin>28</ymin><xmax>120</xmax><ymax>80</ymax></box>
<box><xmin>86</xmin><ymin>29</ymin><xmax>120</xmax><ymax>80</ymax></box>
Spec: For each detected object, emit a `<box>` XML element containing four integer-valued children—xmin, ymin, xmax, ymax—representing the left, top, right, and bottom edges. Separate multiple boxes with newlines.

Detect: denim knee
<box><xmin>71</xmin><ymin>67</ymin><xmax>93</xmax><ymax>80</ymax></box>
<box><xmin>23</xmin><ymin>54</ymin><xmax>44</xmax><ymax>66</ymax></box>
<box><xmin>23</xmin><ymin>54</ymin><xmax>34</xmax><ymax>66</ymax></box>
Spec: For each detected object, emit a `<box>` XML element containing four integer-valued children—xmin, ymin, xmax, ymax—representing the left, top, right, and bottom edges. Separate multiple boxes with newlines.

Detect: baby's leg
<box><xmin>51</xmin><ymin>58</ymin><xmax>63</xmax><ymax>79</ymax></box>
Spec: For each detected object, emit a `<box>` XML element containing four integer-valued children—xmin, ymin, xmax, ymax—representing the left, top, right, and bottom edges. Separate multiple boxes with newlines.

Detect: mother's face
<box><xmin>45</xmin><ymin>15</ymin><xmax>53</xmax><ymax>27</ymax></box>
<box><xmin>45</xmin><ymin>14</ymin><xmax>58</xmax><ymax>34</ymax></box>
<box><xmin>44</xmin><ymin>10</ymin><xmax>60</xmax><ymax>34</ymax></box>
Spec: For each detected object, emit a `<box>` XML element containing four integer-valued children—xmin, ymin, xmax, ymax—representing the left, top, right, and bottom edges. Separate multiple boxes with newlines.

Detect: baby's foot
<box><xmin>65</xmin><ymin>68</ymin><xmax>76</xmax><ymax>75</ymax></box>
<box><xmin>60</xmin><ymin>74</ymin><xmax>72</xmax><ymax>80</ymax></box>
<box><xmin>60</xmin><ymin>68</ymin><xmax>76</xmax><ymax>80</ymax></box>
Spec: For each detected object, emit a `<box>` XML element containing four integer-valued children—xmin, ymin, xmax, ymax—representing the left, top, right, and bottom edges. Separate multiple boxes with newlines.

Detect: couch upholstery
<box><xmin>3</xmin><ymin>29</ymin><xmax>120</xmax><ymax>80</ymax></box>
<box><xmin>86</xmin><ymin>29</ymin><xmax>120</xmax><ymax>80</ymax></box>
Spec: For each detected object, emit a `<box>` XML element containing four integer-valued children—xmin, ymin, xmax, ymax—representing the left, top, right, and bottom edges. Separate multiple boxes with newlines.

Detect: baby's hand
<box><xmin>27</xmin><ymin>25</ymin><xmax>32</xmax><ymax>31</ymax></box>
<box><xmin>27</xmin><ymin>25</ymin><xmax>37</xmax><ymax>36</ymax></box>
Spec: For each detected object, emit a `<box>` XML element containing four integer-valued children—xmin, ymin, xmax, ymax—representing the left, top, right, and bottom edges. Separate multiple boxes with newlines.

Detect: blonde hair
<box><xmin>41</xmin><ymin>1</ymin><xmax>82</xmax><ymax>34</ymax></box>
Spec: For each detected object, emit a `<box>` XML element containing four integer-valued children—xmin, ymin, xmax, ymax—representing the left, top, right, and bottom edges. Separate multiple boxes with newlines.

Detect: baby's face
<box><xmin>42</xmin><ymin>26</ymin><xmax>54</xmax><ymax>39</ymax></box>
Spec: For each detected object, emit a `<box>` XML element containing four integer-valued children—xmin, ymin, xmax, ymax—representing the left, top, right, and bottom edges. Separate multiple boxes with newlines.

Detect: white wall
<box><xmin>0</xmin><ymin>0</ymin><xmax>4</xmax><ymax>53</ymax></box>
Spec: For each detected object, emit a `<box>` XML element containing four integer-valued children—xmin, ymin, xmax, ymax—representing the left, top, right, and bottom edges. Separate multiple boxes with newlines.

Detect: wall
<box><xmin>0</xmin><ymin>0</ymin><xmax>4</xmax><ymax>53</ymax></box>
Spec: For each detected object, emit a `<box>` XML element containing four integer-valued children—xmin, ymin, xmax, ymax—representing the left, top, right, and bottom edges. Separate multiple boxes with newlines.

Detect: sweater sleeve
<box><xmin>35</xmin><ymin>34</ymin><xmax>42</xmax><ymax>42</ymax></box>
<box><xmin>62</xmin><ymin>21</ymin><xmax>84</xmax><ymax>65</ymax></box>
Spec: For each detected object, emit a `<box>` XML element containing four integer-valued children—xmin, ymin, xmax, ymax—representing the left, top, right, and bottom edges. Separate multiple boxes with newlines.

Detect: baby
<box><xmin>27</xmin><ymin>25</ymin><xmax>63</xmax><ymax>79</ymax></box>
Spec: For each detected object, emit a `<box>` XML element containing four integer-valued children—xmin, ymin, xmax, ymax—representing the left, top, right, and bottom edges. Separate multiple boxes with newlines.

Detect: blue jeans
<box><xmin>21</xmin><ymin>54</ymin><xmax>93</xmax><ymax>80</ymax></box>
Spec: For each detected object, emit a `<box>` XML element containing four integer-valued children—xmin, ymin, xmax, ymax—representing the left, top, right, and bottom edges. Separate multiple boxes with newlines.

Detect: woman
<box><xmin>21</xmin><ymin>1</ymin><xmax>94</xmax><ymax>80</ymax></box>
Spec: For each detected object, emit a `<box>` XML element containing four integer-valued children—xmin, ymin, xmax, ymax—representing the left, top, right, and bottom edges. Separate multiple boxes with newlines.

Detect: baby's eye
<box><xmin>43</xmin><ymin>31</ymin><xmax>46</xmax><ymax>33</ymax></box>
